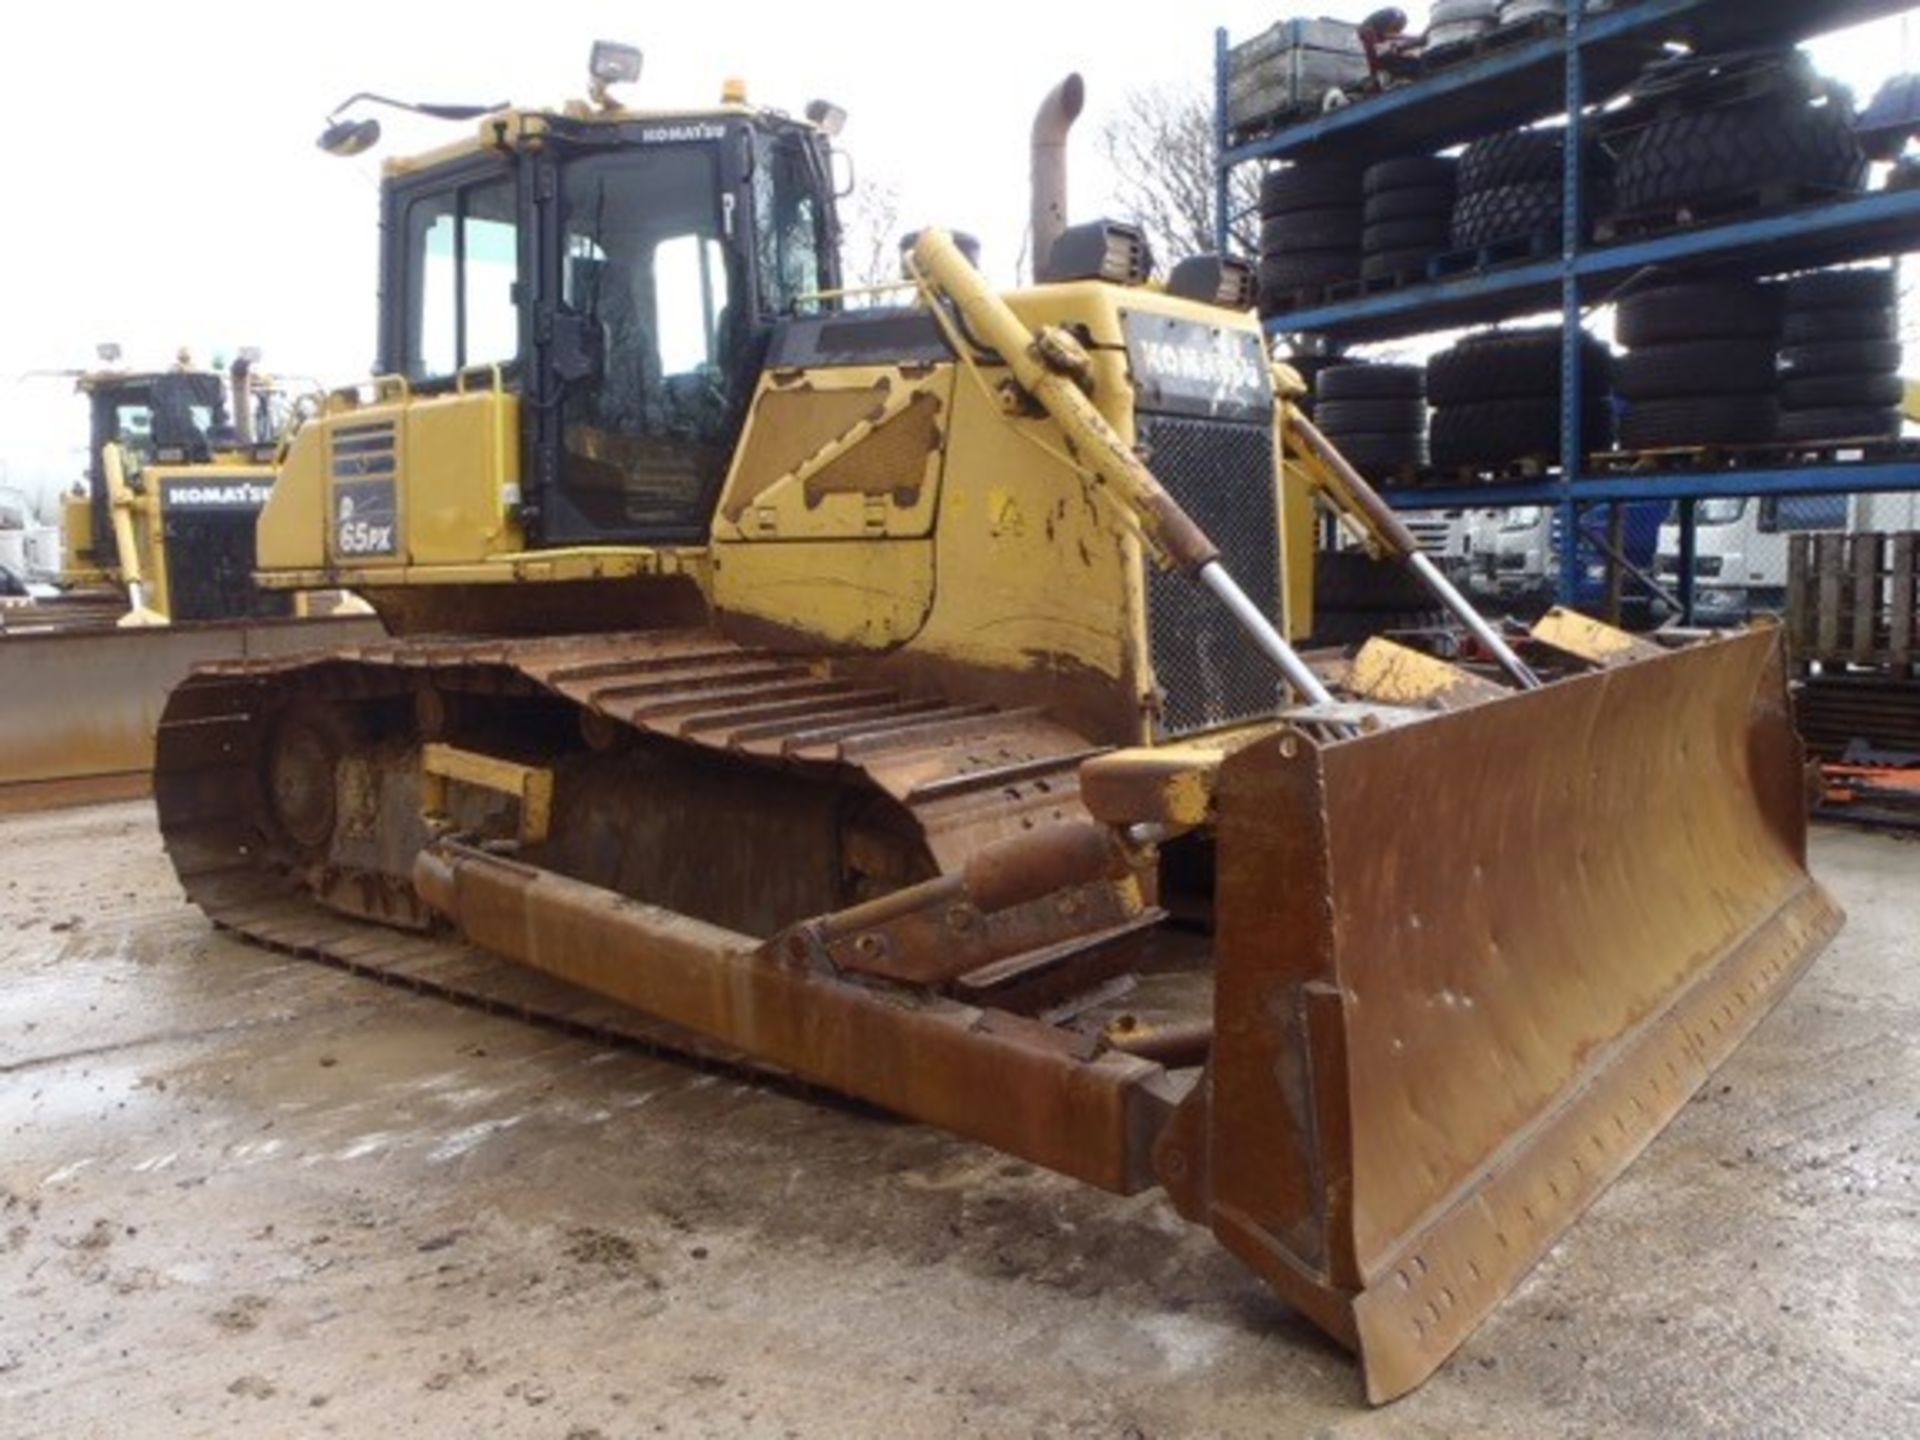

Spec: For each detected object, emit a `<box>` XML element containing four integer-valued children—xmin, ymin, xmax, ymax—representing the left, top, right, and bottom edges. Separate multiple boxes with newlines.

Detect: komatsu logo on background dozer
<box><xmin>161</xmin><ymin>479</ymin><xmax>274</xmax><ymax>511</ymax></box>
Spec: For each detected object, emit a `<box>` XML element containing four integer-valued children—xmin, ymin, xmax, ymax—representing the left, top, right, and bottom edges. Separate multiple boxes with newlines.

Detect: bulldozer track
<box><xmin>154</xmin><ymin>628</ymin><xmax>1131</xmax><ymax>1069</ymax></box>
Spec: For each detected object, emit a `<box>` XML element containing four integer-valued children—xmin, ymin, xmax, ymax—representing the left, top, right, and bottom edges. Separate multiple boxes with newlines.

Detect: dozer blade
<box><xmin>1156</xmin><ymin>622</ymin><xmax>1842</xmax><ymax>1402</ymax></box>
<box><xmin>0</xmin><ymin>615</ymin><xmax>383</xmax><ymax>813</ymax></box>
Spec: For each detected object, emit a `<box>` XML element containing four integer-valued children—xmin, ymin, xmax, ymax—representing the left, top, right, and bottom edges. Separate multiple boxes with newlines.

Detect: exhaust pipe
<box><xmin>229</xmin><ymin>354</ymin><xmax>255</xmax><ymax>446</ymax></box>
<box><xmin>1030</xmin><ymin>73</ymin><xmax>1085</xmax><ymax>281</ymax></box>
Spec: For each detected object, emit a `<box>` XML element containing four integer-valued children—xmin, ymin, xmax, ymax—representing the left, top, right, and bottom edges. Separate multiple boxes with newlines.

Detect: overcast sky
<box><xmin>0</xmin><ymin>1</ymin><xmax>1911</xmax><ymax>511</ymax></box>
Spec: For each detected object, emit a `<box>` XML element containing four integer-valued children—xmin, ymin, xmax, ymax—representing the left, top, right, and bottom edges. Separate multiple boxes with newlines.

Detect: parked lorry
<box><xmin>1657</xmin><ymin>490</ymin><xmax>1920</xmax><ymax>624</ymax></box>
<box><xmin>1468</xmin><ymin>502</ymin><xmax>1668</xmax><ymax>623</ymax></box>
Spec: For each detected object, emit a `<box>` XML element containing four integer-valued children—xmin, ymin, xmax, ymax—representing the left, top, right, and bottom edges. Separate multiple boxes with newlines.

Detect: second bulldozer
<box><xmin>153</xmin><ymin>54</ymin><xmax>1840</xmax><ymax>1402</ymax></box>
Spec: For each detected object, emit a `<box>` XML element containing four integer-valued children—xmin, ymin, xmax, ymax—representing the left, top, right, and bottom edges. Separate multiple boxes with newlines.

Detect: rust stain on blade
<box><xmin>1164</xmin><ymin>624</ymin><xmax>1841</xmax><ymax>1400</ymax></box>
<box><xmin>1345</xmin><ymin>639</ymin><xmax>1510</xmax><ymax>712</ymax></box>
<box><xmin>1531</xmin><ymin>608</ymin><xmax>1666</xmax><ymax>668</ymax></box>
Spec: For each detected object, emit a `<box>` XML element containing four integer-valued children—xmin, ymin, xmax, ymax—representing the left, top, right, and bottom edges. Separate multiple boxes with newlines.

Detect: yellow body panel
<box><xmin>711</xmin><ymin>539</ymin><xmax>934</xmax><ymax>649</ymax></box>
<box><xmin>403</xmin><ymin>386</ymin><xmax>523</xmax><ymax>564</ymax></box>
<box><xmin>707</xmin><ymin>289</ymin><xmax>1161</xmax><ymax>738</ymax></box>
<box><xmin>258</xmin><ymin>416</ymin><xmax>333</xmax><ymax>573</ymax></box>
<box><xmin>1278</xmin><ymin>413</ymin><xmax>1316</xmax><ymax>639</ymax></box>
<box><xmin>259</xmin><ymin>380</ymin><xmax>523</xmax><ymax>582</ymax></box>
<box><xmin>712</xmin><ymin>367</ymin><xmax>953</xmax><ymax>543</ymax></box>
<box><xmin>60</xmin><ymin>493</ymin><xmax>99</xmax><ymax>578</ymax></box>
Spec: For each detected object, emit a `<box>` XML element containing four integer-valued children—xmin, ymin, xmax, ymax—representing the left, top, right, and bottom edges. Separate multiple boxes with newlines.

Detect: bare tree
<box><xmin>1098</xmin><ymin>85</ymin><xmax>1261</xmax><ymax>266</ymax></box>
<box><xmin>839</xmin><ymin>176</ymin><xmax>905</xmax><ymax>292</ymax></box>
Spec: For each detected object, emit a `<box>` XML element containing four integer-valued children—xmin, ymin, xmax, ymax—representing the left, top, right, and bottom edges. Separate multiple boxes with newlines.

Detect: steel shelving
<box><xmin>1214</xmin><ymin>0</ymin><xmax>1920</xmax><ymax>615</ymax></box>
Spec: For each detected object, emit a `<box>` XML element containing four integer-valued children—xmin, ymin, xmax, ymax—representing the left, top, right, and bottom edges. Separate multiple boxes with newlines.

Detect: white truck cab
<box><xmin>1656</xmin><ymin>492</ymin><xmax>1920</xmax><ymax>625</ymax></box>
<box><xmin>1469</xmin><ymin>506</ymin><xmax>1555</xmax><ymax>606</ymax></box>
<box><xmin>1399</xmin><ymin>508</ymin><xmax>1476</xmax><ymax>581</ymax></box>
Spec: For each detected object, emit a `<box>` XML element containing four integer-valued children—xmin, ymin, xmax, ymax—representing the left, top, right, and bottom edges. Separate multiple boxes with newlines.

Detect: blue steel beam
<box><xmin>1390</xmin><ymin>462</ymin><xmax>1920</xmax><ymax>511</ymax></box>
<box><xmin>1555</xmin><ymin>2</ymin><xmax>1588</xmax><ymax>606</ymax></box>
<box><xmin>1221</xmin><ymin>0</ymin><xmax>1914</xmax><ymax>166</ymax></box>
<box><xmin>1574</xmin><ymin>186</ymin><xmax>1920</xmax><ymax>281</ymax></box>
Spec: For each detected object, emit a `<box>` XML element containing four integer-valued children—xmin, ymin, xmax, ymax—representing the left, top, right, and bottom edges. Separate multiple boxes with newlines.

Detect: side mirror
<box><xmin>830</xmin><ymin>148</ymin><xmax>856</xmax><ymax>200</ymax></box>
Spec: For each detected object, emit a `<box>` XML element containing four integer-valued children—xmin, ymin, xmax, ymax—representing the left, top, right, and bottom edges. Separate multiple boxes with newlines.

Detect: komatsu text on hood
<box><xmin>1122</xmin><ymin>312</ymin><xmax>1272</xmax><ymax>422</ymax></box>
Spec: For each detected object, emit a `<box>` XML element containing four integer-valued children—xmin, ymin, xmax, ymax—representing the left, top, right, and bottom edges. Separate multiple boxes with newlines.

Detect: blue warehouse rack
<box><xmin>1215</xmin><ymin>0</ymin><xmax>1920</xmax><ymax>618</ymax></box>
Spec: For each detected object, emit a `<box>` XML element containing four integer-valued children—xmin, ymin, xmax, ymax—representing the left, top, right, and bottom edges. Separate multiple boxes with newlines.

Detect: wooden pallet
<box><xmin>1264</xmin><ymin>229</ymin><xmax>1556</xmax><ymax>317</ymax></box>
<box><xmin>1428</xmin><ymin>229</ymin><xmax>1560</xmax><ymax>279</ymax></box>
<box><xmin>1355</xmin><ymin>258</ymin><xmax>1442</xmax><ymax>295</ymax></box>
<box><xmin>1596</xmin><ymin>182</ymin><xmax>1859</xmax><ymax>243</ymax></box>
<box><xmin>1381</xmin><ymin>455</ymin><xmax>1563</xmax><ymax>492</ymax></box>
<box><xmin>1788</xmin><ymin>531</ymin><xmax>1919</xmax><ymax>677</ymax></box>
<box><xmin>1261</xmin><ymin>274</ymin><xmax>1362</xmax><ymax>318</ymax></box>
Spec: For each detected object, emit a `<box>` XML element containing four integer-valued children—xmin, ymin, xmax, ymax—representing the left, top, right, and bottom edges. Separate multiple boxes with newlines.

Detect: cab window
<box><xmin>555</xmin><ymin>145</ymin><xmax>739</xmax><ymax>535</ymax></box>
<box><xmin>755</xmin><ymin>135</ymin><xmax>829</xmax><ymax>316</ymax></box>
<box><xmin>404</xmin><ymin>176</ymin><xmax>519</xmax><ymax>381</ymax></box>
<box><xmin>1759</xmin><ymin>495</ymin><xmax>1850</xmax><ymax>533</ymax></box>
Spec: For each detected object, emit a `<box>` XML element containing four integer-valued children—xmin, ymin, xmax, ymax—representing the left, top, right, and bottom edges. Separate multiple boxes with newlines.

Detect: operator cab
<box><xmin>376</xmin><ymin>98</ymin><xmax>841</xmax><ymax>547</ymax></box>
<box><xmin>75</xmin><ymin>369</ymin><xmax>233</xmax><ymax>566</ymax></box>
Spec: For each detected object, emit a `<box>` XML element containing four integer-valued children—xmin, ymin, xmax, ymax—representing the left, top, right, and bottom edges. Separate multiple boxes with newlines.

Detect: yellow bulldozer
<box><xmin>39</xmin><ymin>353</ymin><xmax>294</xmax><ymax>628</ymax></box>
<box><xmin>151</xmin><ymin>47</ymin><xmax>1840</xmax><ymax>1402</ymax></box>
<box><xmin>0</xmin><ymin>355</ymin><xmax>380</xmax><ymax>811</ymax></box>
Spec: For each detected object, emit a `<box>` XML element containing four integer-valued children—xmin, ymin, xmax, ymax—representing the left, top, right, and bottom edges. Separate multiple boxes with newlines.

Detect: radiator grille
<box><xmin>1140</xmin><ymin>414</ymin><xmax>1283</xmax><ymax>737</ymax></box>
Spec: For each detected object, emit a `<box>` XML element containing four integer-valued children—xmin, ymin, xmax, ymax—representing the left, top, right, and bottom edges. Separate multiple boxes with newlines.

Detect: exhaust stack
<box><xmin>229</xmin><ymin>354</ymin><xmax>255</xmax><ymax>446</ymax></box>
<box><xmin>1030</xmin><ymin>74</ymin><xmax>1085</xmax><ymax>281</ymax></box>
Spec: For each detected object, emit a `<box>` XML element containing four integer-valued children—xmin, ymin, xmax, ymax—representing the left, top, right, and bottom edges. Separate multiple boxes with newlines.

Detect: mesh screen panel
<box><xmin>1140</xmin><ymin>414</ymin><xmax>1283</xmax><ymax>737</ymax></box>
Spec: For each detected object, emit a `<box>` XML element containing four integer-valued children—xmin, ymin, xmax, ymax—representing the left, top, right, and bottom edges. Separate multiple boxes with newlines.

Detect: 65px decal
<box><xmin>333</xmin><ymin>478</ymin><xmax>398</xmax><ymax>558</ymax></box>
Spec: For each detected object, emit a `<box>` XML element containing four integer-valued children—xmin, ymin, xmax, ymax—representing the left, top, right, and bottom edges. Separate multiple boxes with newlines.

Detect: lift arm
<box><xmin>908</xmin><ymin>228</ymin><xmax>1335</xmax><ymax>706</ymax></box>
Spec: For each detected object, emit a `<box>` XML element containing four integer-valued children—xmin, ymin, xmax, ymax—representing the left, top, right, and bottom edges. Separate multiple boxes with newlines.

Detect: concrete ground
<box><xmin>0</xmin><ymin>802</ymin><xmax>1914</xmax><ymax>1440</ymax></box>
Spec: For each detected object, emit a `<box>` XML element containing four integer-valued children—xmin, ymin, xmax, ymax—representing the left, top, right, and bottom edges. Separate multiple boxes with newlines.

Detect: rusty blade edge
<box><xmin>1349</xmin><ymin>879</ymin><xmax>1843</xmax><ymax>1404</ymax></box>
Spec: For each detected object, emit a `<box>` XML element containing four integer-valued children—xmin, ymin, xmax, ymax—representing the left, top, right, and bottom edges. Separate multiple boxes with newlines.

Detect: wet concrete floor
<box><xmin>1</xmin><ymin>802</ymin><xmax>1915</xmax><ymax>1437</ymax></box>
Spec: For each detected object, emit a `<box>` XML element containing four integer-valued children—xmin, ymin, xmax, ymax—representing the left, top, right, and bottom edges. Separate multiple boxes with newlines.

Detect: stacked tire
<box><xmin>1278</xmin><ymin>352</ymin><xmax>1349</xmax><ymax>420</ymax></box>
<box><xmin>1427</xmin><ymin>1</ymin><xmax>1498</xmax><ymax>59</ymax></box>
<box><xmin>1450</xmin><ymin>130</ymin><xmax>1569</xmax><ymax>252</ymax></box>
<box><xmin>1778</xmin><ymin>269</ymin><xmax>1904</xmax><ymax>444</ymax></box>
<box><xmin>1309</xmin><ymin>550</ymin><xmax>1449</xmax><ymax>650</ymax></box>
<box><xmin>1615</xmin><ymin>280</ymin><xmax>1782</xmax><ymax>450</ymax></box>
<box><xmin>1427</xmin><ymin>328</ymin><xmax>1613</xmax><ymax>473</ymax></box>
<box><xmin>1313</xmin><ymin>363</ymin><xmax>1428</xmax><ymax>483</ymax></box>
<box><xmin>1498</xmin><ymin>0</ymin><xmax>1567</xmax><ymax>23</ymax></box>
<box><xmin>1361</xmin><ymin>156</ymin><xmax>1457</xmax><ymax>284</ymax></box>
<box><xmin>1258</xmin><ymin>161</ymin><xmax>1362</xmax><ymax>316</ymax></box>
<box><xmin>1608</xmin><ymin>91</ymin><xmax>1867</xmax><ymax>229</ymax></box>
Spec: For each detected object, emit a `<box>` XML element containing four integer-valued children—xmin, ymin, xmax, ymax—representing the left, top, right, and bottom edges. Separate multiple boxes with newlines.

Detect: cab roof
<box><xmin>381</xmin><ymin>101</ymin><xmax>824</xmax><ymax>179</ymax></box>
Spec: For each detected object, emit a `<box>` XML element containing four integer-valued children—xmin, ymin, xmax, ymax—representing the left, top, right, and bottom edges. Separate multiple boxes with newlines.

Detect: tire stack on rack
<box><xmin>1312</xmin><ymin>363</ymin><xmax>1428</xmax><ymax>484</ymax></box>
<box><xmin>1778</xmin><ymin>270</ymin><xmax>1905</xmax><ymax>444</ymax></box>
<box><xmin>1428</xmin><ymin>327</ymin><xmax>1612</xmax><ymax>475</ymax></box>
<box><xmin>1426</xmin><ymin>1</ymin><xmax>1498</xmax><ymax>62</ymax></box>
<box><xmin>1361</xmin><ymin>156</ymin><xmax>1458</xmax><ymax>284</ymax></box>
<box><xmin>1450</xmin><ymin>130</ymin><xmax>1572</xmax><ymax>255</ymax></box>
<box><xmin>1309</xmin><ymin>549</ymin><xmax>1449</xmax><ymax>649</ymax></box>
<box><xmin>1615</xmin><ymin>280</ymin><xmax>1782</xmax><ymax>451</ymax></box>
<box><xmin>1499</xmin><ymin>0</ymin><xmax>1568</xmax><ymax>24</ymax></box>
<box><xmin>1258</xmin><ymin>161</ymin><xmax>1363</xmax><ymax>316</ymax></box>
<box><xmin>1278</xmin><ymin>352</ymin><xmax>1349</xmax><ymax>419</ymax></box>
<box><xmin>1603</xmin><ymin>52</ymin><xmax>1868</xmax><ymax>236</ymax></box>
